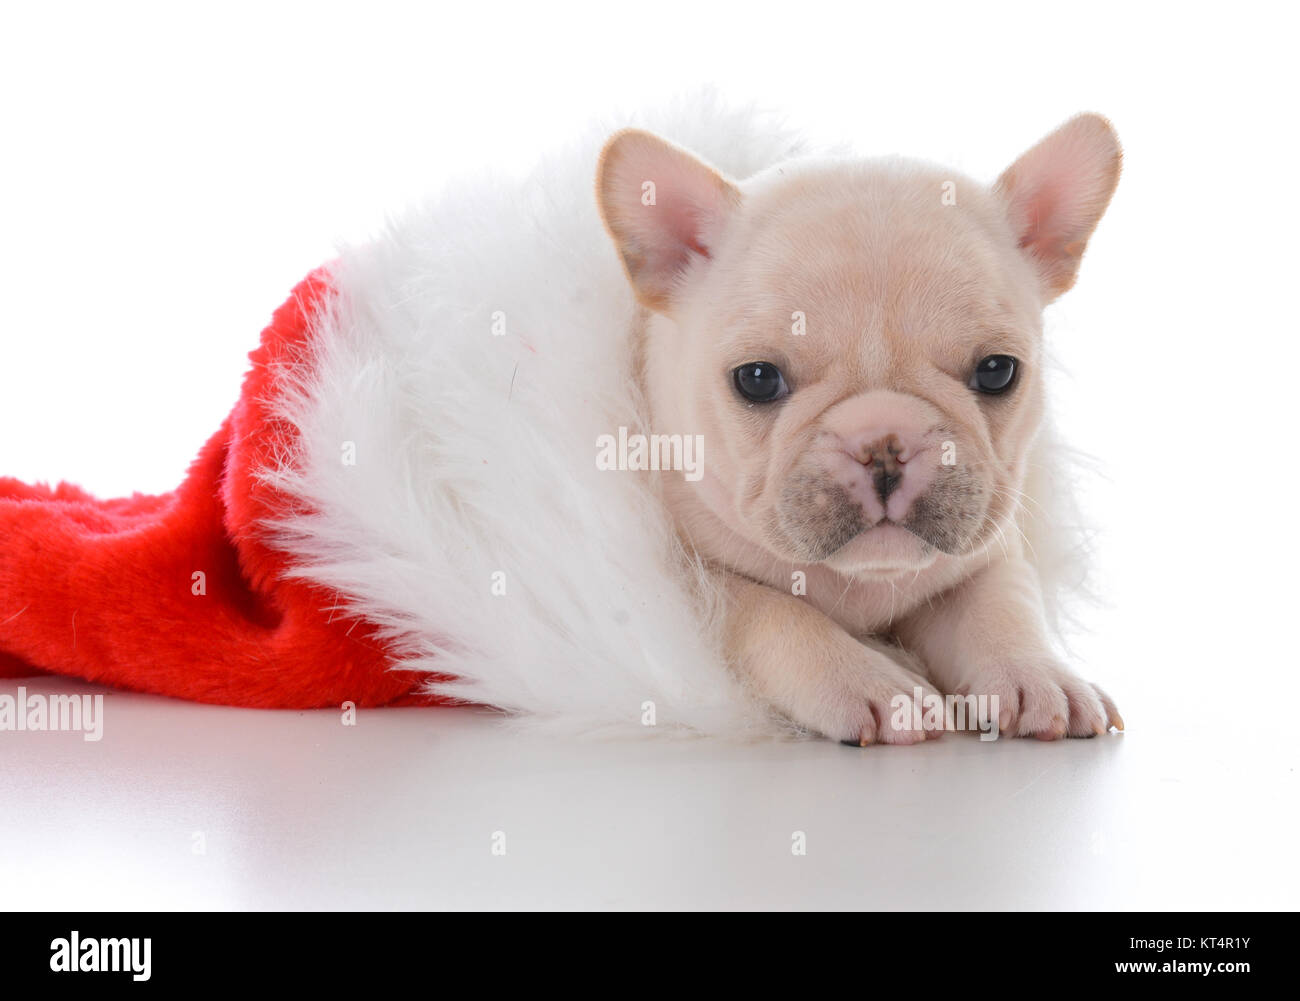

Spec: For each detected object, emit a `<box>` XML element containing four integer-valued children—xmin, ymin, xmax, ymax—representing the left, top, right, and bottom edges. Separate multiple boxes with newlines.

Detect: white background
<box><xmin>1</xmin><ymin>1</ymin><xmax>1297</xmax><ymax>909</ymax></box>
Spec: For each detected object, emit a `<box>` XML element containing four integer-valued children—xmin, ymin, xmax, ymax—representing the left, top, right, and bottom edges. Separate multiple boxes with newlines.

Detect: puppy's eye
<box><xmin>969</xmin><ymin>355</ymin><xmax>1018</xmax><ymax>395</ymax></box>
<box><xmin>733</xmin><ymin>362</ymin><xmax>789</xmax><ymax>403</ymax></box>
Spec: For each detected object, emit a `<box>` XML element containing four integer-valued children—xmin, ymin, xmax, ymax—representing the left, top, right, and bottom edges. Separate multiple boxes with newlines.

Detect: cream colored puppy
<box><xmin>597</xmin><ymin>115</ymin><xmax>1123</xmax><ymax>745</ymax></box>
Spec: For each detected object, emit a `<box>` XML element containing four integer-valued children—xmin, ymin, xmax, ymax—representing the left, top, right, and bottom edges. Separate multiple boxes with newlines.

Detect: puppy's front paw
<box><xmin>959</xmin><ymin>661</ymin><xmax>1122</xmax><ymax>739</ymax></box>
<box><xmin>815</xmin><ymin>655</ymin><xmax>948</xmax><ymax>747</ymax></box>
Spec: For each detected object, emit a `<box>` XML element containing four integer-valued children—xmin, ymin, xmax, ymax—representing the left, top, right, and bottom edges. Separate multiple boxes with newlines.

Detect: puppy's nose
<box><xmin>856</xmin><ymin>433</ymin><xmax>908</xmax><ymax>502</ymax></box>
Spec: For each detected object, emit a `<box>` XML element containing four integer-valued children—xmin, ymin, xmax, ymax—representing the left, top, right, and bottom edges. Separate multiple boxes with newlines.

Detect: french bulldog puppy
<box><xmin>596</xmin><ymin>115</ymin><xmax>1123</xmax><ymax>745</ymax></box>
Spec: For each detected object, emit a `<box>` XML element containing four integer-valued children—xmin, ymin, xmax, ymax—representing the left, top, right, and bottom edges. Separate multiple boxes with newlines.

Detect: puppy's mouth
<box><xmin>820</xmin><ymin>519</ymin><xmax>938</xmax><ymax>575</ymax></box>
<box><xmin>775</xmin><ymin>471</ymin><xmax>987</xmax><ymax>570</ymax></box>
<box><xmin>775</xmin><ymin>498</ymin><xmax>937</xmax><ymax>572</ymax></box>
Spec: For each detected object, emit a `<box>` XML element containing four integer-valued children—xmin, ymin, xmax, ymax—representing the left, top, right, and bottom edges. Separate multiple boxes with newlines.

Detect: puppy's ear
<box><xmin>596</xmin><ymin>129</ymin><xmax>742</xmax><ymax>313</ymax></box>
<box><xmin>995</xmin><ymin>113</ymin><xmax>1122</xmax><ymax>301</ymax></box>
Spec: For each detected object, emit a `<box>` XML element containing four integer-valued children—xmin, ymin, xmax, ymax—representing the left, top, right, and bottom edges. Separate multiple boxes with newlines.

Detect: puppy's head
<box><xmin>596</xmin><ymin>116</ymin><xmax>1120</xmax><ymax>575</ymax></box>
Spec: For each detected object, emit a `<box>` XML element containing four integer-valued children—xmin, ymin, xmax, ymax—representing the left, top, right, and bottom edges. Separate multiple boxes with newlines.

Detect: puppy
<box><xmin>596</xmin><ymin>115</ymin><xmax>1123</xmax><ymax>744</ymax></box>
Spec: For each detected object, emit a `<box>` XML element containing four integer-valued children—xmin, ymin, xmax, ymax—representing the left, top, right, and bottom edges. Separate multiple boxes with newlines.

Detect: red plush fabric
<box><xmin>0</xmin><ymin>269</ymin><xmax>444</xmax><ymax>708</ymax></box>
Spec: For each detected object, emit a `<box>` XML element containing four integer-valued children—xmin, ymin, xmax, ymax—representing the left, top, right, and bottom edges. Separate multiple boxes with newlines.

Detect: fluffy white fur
<box><xmin>262</xmin><ymin>99</ymin><xmax>808</xmax><ymax>736</ymax></box>
<box><xmin>260</xmin><ymin>97</ymin><xmax>1082</xmax><ymax>737</ymax></box>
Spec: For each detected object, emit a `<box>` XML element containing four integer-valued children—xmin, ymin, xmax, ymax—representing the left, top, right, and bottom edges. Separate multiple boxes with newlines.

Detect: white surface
<box><xmin>1</xmin><ymin>675</ymin><xmax>1294</xmax><ymax>910</ymax></box>
<box><xmin>1</xmin><ymin>3</ymin><xmax>1298</xmax><ymax>910</ymax></box>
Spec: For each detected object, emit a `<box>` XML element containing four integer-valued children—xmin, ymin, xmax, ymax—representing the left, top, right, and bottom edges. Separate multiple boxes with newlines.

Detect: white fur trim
<box><xmin>261</xmin><ymin>97</ymin><xmax>805</xmax><ymax>737</ymax></box>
